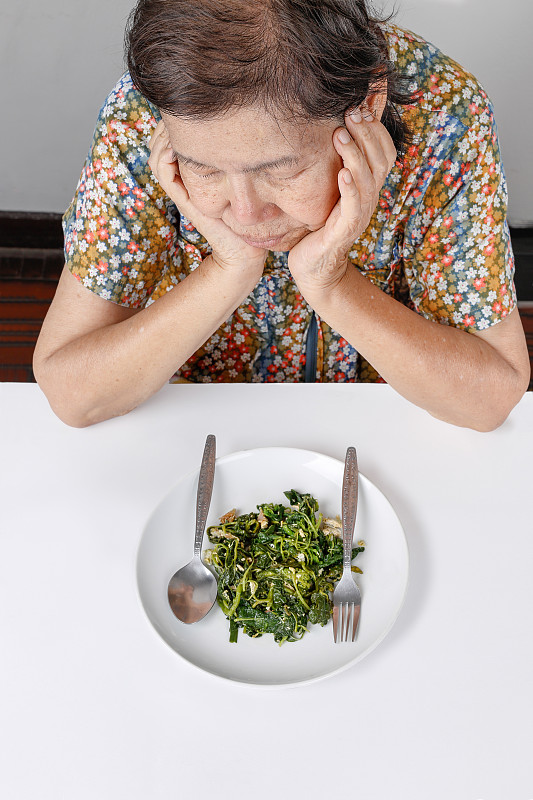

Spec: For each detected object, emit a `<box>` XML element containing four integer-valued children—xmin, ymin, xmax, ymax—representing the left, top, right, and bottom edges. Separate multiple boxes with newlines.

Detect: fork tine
<box><xmin>340</xmin><ymin>603</ymin><xmax>345</xmax><ymax>642</ymax></box>
<box><xmin>332</xmin><ymin>605</ymin><xmax>339</xmax><ymax>643</ymax></box>
<box><xmin>333</xmin><ymin>601</ymin><xmax>360</xmax><ymax>642</ymax></box>
<box><xmin>351</xmin><ymin>604</ymin><xmax>360</xmax><ymax>642</ymax></box>
<box><xmin>344</xmin><ymin>603</ymin><xmax>352</xmax><ymax>642</ymax></box>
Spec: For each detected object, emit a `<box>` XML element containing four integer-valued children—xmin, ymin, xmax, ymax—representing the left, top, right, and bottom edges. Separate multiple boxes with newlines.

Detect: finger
<box><xmin>148</xmin><ymin>119</ymin><xmax>167</xmax><ymax>153</ymax></box>
<box><xmin>148</xmin><ymin>126</ymin><xmax>174</xmax><ymax>167</ymax></box>
<box><xmin>148</xmin><ymin>138</ymin><xmax>192</xmax><ymax>212</ymax></box>
<box><xmin>351</xmin><ymin>117</ymin><xmax>397</xmax><ymax>176</ymax></box>
<box><xmin>148</xmin><ymin>128</ymin><xmax>178</xmax><ymax>182</ymax></box>
<box><xmin>159</xmin><ymin>154</ymin><xmax>192</xmax><ymax>208</ymax></box>
<box><xmin>350</xmin><ymin>124</ymin><xmax>393</xmax><ymax>183</ymax></box>
<box><xmin>148</xmin><ymin>124</ymin><xmax>182</xmax><ymax>190</ymax></box>
<box><xmin>345</xmin><ymin>111</ymin><xmax>397</xmax><ymax>178</ymax></box>
<box><xmin>333</xmin><ymin>127</ymin><xmax>377</xmax><ymax>211</ymax></box>
<box><xmin>337</xmin><ymin>167</ymin><xmax>362</xmax><ymax>229</ymax></box>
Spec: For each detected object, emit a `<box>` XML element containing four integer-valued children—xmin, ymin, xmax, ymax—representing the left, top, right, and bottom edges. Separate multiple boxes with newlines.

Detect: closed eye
<box><xmin>181</xmin><ymin>164</ymin><xmax>219</xmax><ymax>180</ymax></box>
<box><xmin>172</xmin><ymin>147</ymin><xmax>307</xmax><ymax>180</ymax></box>
<box><xmin>266</xmin><ymin>168</ymin><xmax>305</xmax><ymax>182</ymax></box>
<box><xmin>178</xmin><ymin>155</ymin><xmax>305</xmax><ymax>182</ymax></box>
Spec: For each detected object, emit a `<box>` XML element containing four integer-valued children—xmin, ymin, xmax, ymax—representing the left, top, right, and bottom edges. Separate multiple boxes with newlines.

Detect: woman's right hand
<box><xmin>148</xmin><ymin>121</ymin><xmax>268</xmax><ymax>276</ymax></box>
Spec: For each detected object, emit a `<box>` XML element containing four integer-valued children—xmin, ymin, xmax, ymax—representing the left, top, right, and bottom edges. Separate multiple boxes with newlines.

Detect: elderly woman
<box><xmin>34</xmin><ymin>0</ymin><xmax>530</xmax><ymax>428</ymax></box>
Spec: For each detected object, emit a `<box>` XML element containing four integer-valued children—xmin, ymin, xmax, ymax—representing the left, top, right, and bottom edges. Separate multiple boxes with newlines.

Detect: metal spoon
<box><xmin>167</xmin><ymin>434</ymin><xmax>218</xmax><ymax>624</ymax></box>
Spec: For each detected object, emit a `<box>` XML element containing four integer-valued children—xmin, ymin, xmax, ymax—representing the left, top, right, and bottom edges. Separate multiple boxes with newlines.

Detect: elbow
<box><xmin>38</xmin><ymin>385</ymin><xmax>103</xmax><ymax>428</ymax></box>
<box><xmin>35</xmin><ymin>389</ymin><xmax>95</xmax><ymax>429</ymax></box>
<box><xmin>51</xmin><ymin>405</ymin><xmax>96</xmax><ymax>429</ymax></box>
<box><xmin>33</xmin><ymin>351</ymin><xmax>97</xmax><ymax>428</ymax></box>
<box><xmin>467</xmin><ymin>366</ymin><xmax>530</xmax><ymax>433</ymax></box>
<box><xmin>470</xmin><ymin>413</ymin><xmax>511</xmax><ymax>434</ymax></box>
<box><xmin>429</xmin><ymin>364</ymin><xmax>530</xmax><ymax>433</ymax></box>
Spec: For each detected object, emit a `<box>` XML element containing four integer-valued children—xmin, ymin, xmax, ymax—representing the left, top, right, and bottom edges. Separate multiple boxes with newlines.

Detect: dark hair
<box><xmin>126</xmin><ymin>0</ymin><xmax>415</xmax><ymax>158</ymax></box>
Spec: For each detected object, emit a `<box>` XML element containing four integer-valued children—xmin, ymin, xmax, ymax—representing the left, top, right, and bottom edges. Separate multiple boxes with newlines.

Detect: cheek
<box><xmin>181</xmin><ymin>175</ymin><xmax>225</xmax><ymax>216</ymax></box>
<box><xmin>278</xmin><ymin>166</ymin><xmax>340</xmax><ymax>228</ymax></box>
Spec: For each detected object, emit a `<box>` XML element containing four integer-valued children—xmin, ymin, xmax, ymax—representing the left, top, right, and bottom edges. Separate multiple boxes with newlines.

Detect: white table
<box><xmin>1</xmin><ymin>383</ymin><xmax>532</xmax><ymax>800</ymax></box>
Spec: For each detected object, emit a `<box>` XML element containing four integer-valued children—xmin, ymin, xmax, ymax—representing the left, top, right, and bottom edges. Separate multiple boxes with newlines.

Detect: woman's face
<box><xmin>161</xmin><ymin>107</ymin><xmax>343</xmax><ymax>251</ymax></box>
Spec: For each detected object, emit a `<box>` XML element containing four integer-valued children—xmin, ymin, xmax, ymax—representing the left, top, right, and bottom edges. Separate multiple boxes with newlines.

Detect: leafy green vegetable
<box><xmin>204</xmin><ymin>490</ymin><xmax>364</xmax><ymax>644</ymax></box>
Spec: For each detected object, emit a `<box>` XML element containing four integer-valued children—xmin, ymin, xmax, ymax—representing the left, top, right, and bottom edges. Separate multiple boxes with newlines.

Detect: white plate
<box><xmin>136</xmin><ymin>447</ymin><xmax>409</xmax><ymax>687</ymax></box>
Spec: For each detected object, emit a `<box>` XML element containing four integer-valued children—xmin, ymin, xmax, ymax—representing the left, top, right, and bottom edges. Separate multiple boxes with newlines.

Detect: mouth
<box><xmin>238</xmin><ymin>232</ymin><xmax>288</xmax><ymax>249</ymax></box>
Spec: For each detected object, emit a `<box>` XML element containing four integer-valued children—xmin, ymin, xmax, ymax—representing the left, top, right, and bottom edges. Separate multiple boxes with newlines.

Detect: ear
<box><xmin>364</xmin><ymin>81</ymin><xmax>388</xmax><ymax>121</ymax></box>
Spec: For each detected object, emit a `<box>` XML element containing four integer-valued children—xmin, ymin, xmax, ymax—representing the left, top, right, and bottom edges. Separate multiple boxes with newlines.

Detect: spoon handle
<box><xmin>194</xmin><ymin>434</ymin><xmax>216</xmax><ymax>557</ymax></box>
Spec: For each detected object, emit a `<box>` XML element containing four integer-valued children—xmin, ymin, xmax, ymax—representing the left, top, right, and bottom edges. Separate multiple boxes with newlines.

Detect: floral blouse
<box><xmin>63</xmin><ymin>23</ymin><xmax>517</xmax><ymax>383</ymax></box>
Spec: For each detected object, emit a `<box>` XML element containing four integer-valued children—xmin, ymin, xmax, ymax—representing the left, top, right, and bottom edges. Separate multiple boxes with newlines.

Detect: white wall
<box><xmin>1</xmin><ymin>0</ymin><xmax>532</xmax><ymax>226</ymax></box>
<box><xmin>0</xmin><ymin>0</ymin><xmax>135</xmax><ymax>213</ymax></box>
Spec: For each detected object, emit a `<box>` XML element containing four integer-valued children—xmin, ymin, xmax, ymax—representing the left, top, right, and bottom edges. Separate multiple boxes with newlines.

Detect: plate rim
<box><xmin>136</xmin><ymin>445</ymin><xmax>410</xmax><ymax>688</ymax></box>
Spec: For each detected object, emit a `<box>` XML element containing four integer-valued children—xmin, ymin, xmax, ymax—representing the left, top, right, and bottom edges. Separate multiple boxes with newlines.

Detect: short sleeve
<box><xmin>402</xmin><ymin>98</ymin><xmax>517</xmax><ymax>331</ymax></box>
<box><xmin>62</xmin><ymin>74</ymin><xmax>188</xmax><ymax>308</ymax></box>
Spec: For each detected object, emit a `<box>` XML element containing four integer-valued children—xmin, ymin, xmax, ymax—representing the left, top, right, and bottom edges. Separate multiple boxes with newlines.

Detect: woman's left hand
<box><xmin>287</xmin><ymin>107</ymin><xmax>397</xmax><ymax>296</ymax></box>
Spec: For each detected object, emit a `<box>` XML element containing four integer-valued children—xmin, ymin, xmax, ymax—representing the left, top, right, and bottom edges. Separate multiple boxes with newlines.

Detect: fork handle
<box><xmin>342</xmin><ymin>446</ymin><xmax>358</xmax><ymax>571</ymax></box>
<box><xmin>194</xmin><ymin>434</ymin><xmax>216</xmax><ymax>558</ymax></box>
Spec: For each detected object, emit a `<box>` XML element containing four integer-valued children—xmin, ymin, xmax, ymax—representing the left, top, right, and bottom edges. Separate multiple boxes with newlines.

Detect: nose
<box><xmin>226</xmin><ymin>176</ymin><xmax>276</xmax><ymax>227</ymax></box>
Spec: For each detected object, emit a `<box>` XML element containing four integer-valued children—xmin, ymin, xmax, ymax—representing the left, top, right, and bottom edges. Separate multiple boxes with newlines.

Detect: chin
<box><xmin>276</xmin><ymin>228</ymin><xmax>309</xmax><ymax>251</ymax></box>
<box><xmin>236</xmin><ymin>226</ymin><xmax>309</xmax><ymax>252</ymax></box>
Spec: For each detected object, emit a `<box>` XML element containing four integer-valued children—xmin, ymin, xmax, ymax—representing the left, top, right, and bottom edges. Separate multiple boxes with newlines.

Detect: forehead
<box><xmin>161</xmin><ymin>107</ymin><xmax>335</xmax><ymax>169</ymax></box>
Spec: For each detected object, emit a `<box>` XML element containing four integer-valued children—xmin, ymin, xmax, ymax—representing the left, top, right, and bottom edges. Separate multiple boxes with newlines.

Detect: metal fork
<box><xmin>332</xmin><ymin>446</ymin><xmax>362</xmax><ymax>642</ymax></box>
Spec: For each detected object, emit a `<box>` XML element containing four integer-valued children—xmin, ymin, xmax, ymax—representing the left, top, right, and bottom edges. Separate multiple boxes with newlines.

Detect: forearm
<box><xmin>35</xmin><ymin>256</ymin><xmax>257</xmax><ymax>427</ymax></box>
<box><xmin>305</xmin><ymin>266</ymin><xmax>527</xmax><ymax>430</ymax></box>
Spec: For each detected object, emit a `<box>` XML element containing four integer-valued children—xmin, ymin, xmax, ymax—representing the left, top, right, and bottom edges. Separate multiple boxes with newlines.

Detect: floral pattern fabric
<box><xmin>63</xmin><ymin>23</ymin><xmax>516</xmax><ymax>383</ymax></box>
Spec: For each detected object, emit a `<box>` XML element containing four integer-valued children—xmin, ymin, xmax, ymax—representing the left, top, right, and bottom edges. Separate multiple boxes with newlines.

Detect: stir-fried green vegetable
<box><xmin>204</xmin><ymin>489</ymin><xmax>364</xmax><ymax>644</ymax></box>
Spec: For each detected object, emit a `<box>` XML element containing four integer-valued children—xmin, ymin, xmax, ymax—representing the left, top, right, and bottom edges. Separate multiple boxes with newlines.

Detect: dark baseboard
<box><xmin>0</xmin><ymin>211</ymin><xmax>63</xmax><ymax>283</ymax></box>
<box><xmin>0</xmin><ymin>212</ymin><xmax>64</xmax><ymax>381</ymax></box>
<box><xmin>0</xmin><ymin>211</ymin><xmax>63</xmax><ymax>249</ymax></box>
<box><xmin>510</xmin><ymin>227</ymin><xmax>533</xmax><ymax>301</ymax></box>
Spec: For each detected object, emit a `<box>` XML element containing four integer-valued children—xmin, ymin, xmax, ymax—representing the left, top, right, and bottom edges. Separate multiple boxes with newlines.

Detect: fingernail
<box><xmin>350</xmin><ymin>108</ymin><xmax>362</xmax><ymax>122</ymax></box>
<box><xmin>337</xmin><ymin>128</ymin><xmax>351</xmax><ymax>144</ymax></box>
<box><xmin>362</xmin><ymin>106</ymin><xmax>375</xmax><ymax>122</ymax></box>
